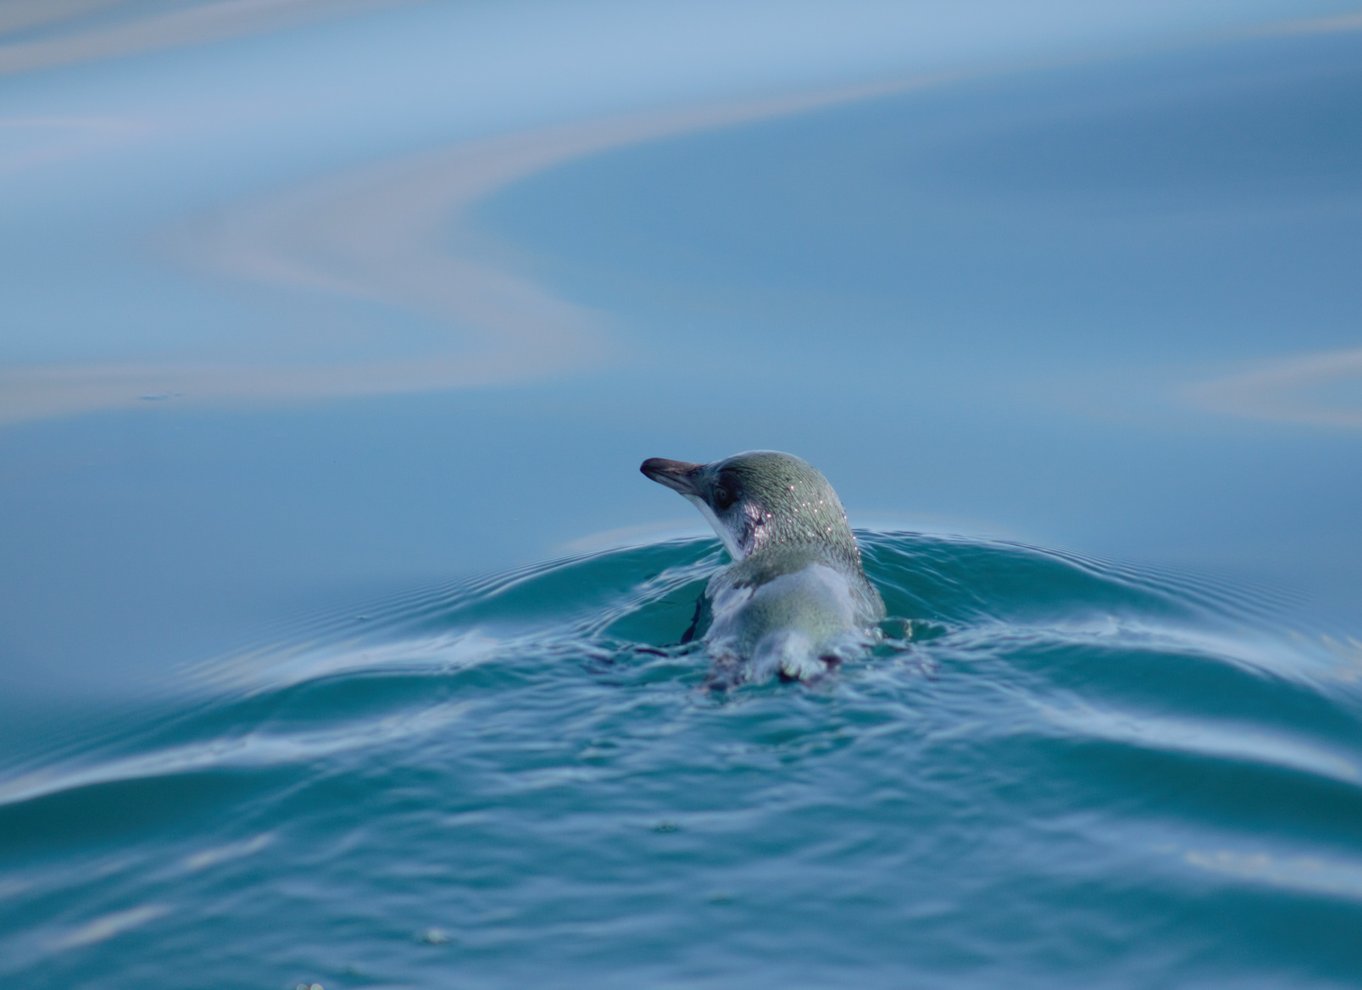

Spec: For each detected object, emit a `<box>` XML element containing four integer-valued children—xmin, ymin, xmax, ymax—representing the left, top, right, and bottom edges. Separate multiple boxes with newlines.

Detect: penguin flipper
<box><xmin>679</xmin><ymin>593</ymin><xmax>709</xmax><ymax>644</ymax></box>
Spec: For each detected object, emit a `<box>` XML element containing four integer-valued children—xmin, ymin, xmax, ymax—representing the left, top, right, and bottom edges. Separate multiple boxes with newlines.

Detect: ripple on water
<box><xmin>2</xmin><ymin>532</ymin><xmax>1361</xmax><ymax>988</ymax></box>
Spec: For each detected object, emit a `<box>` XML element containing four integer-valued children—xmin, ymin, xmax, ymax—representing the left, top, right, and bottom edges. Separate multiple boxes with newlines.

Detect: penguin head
<box><xmin>641</xmin><ymin>450</ymin><xmax>859</xmax><ymax>563</ymax></box>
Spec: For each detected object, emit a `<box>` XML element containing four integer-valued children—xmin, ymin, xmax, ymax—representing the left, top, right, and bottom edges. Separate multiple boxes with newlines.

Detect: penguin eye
<box><xmin>713</xmin><ymin>486</ymin><xmax>735</xmax><ymax>511</ymax></box>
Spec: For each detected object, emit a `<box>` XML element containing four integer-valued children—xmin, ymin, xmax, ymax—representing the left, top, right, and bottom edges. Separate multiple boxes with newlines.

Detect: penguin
<box><xmin>640</xmin><ymin>451</ymin><xmax>885</xmax><ymax>684</ymax></box>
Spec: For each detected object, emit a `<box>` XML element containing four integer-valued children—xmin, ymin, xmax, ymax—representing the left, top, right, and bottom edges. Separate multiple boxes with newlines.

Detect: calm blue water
<box><xmin>3</xmin><ymin>3</ymin><xmax>1361</xmax><ymax>987</ymax></box>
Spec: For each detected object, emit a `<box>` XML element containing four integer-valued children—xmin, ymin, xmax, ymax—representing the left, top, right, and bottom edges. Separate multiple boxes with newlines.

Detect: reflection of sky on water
<box><xmin>4</xmin><ymin>2</ymin><xmax>1354</xmax><ymax>383</ymax></box>
<box><xmin>1</xmin><ymin>0</ymin><xmax>1360</xmax><ymax>693</ymax></box>
<box><xmin>3</xmin><ymin>79</ymin><xmax>932</xmax><ymax>422</ymax></box>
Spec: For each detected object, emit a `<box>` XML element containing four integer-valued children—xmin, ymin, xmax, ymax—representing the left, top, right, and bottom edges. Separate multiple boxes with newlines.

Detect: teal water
<box><xmin>3</xmin><ymin>534</ymin><xmax>1360</xmax><ymax>987</ymax></box>
<box><xmin>3</xmin><ymin>1</ymin><xmax>1362</xmax><ymax>986</ymax></box>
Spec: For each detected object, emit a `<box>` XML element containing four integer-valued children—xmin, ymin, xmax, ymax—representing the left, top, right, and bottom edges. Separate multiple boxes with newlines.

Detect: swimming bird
<box><xmin>641</xmin><ymin>450</ymin><xmax>884</xmax><ymax>684</ymax></box>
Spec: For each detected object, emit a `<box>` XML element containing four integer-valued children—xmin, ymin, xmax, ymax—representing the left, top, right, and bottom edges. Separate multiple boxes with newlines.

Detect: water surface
<box><xmin>5</xmin><ymin>534</ymin><xmax>1360</xmax><ymax>987</ymax></box>
<box><xmin>2</xmin><ymin>2</ymin><xmax>1361</xmax><ymax>986</ymax></box>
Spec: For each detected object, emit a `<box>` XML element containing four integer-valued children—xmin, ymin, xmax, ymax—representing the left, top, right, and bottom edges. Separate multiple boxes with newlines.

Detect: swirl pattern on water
<box><xmin>2</xmin><ymin>533</ymin><xmax>1360</xmax><ymax>988</ymax></box>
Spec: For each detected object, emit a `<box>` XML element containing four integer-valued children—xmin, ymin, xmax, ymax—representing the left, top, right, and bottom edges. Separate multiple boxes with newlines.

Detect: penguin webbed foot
<box><xmin>776</xmin><ymin>654</ymin><xmax>841</xmax><ymax>685</ymax></box>
<box><xmin>700</xmin><ymin>648</ymin><xmax>842</xmax><ymax>691</ymax></box>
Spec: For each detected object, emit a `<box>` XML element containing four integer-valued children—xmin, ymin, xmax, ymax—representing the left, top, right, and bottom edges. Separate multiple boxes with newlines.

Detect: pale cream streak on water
<box><xmin>0</xmin><ymin>0</ymin><xmax>407</xmax><ymax>75</ymax></box>
<box><xmin>0</xmin><ymin>115</ymin><xmax>150</xmax><ymax>176</ymax></box>
<box><xmin>1186</xmin><ymin>347</ymin><xmax>1362</xmax><ymax>430</ymax></box>
<box><xmin>0</xmin><ymin>0</ymin><xmax>117</xmax><ymax>38</ymax></box>
<box><xmin>0</xmin><ymin>75</ymin><xmax>939</xmax><ymax>426</ymax></box>
<box><xmin>186</xmin><ymin>75</ymin><xmax>934</xmax><ymax>360</ymax></box>
<box><xmin>1246</xmin><ymin>9</ymin><xmax>1362</xmax><ymax>37</ymax></box>
<box><xmin>6</xmin><ymin>9</ymin><xmax>1348</xmax><ymax>427</ymax></box>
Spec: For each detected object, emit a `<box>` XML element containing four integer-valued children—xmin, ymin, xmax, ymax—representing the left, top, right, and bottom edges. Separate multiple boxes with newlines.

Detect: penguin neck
<box><xmin>730</xmin><ymin>534</ymin><xmax>866</xmax><ymax>584</ymax></box>
<box><xmin>688</xmin><ymin>492</ymin><xmax>864</xmax><ymax>576</ymax></box>
<box><xmin>686</xmin><ymin>495</ymin><xmax>746</xmax><ymax>560</ymax></box>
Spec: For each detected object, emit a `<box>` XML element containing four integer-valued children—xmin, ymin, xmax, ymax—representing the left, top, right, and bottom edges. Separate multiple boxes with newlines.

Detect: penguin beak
<box><xmin>640</xmin><ymin>457</ymin><xmax>703</xmax><ymax>496</ymax></box>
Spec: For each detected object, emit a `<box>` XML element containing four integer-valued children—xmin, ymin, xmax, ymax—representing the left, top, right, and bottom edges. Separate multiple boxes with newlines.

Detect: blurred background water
<box><xmin>2</xmin><ymin>2</ymin><xmax>1361</xmax><ymax>987</ymax></box>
